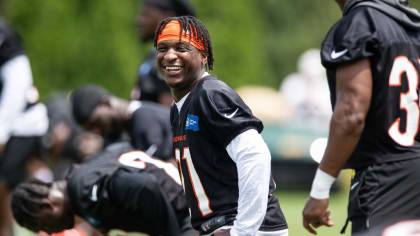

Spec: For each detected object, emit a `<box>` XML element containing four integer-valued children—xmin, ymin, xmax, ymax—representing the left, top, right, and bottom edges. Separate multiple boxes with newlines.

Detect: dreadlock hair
<box><xmin>154</xmin><ymin>15</ymin><xmax>214</xmax><ymax>71</ymax></box>
<box><xmin>11</xmin><ymin>178</ymin><xmax>52</xmax><ymax>232</ymax></box>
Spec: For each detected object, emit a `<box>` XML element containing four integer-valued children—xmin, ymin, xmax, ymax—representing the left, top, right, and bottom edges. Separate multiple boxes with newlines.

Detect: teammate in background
<box><xmin>12</xmin><ymin>142</ymin><xmax>194</xmax><ymax>236</ymax></box>
<box><xmin>279</xmin><ymin>48</ymin><xmax>331</xmax><ymax>129</ymax></box>
<box><xmin>303</xmin><ymin>0</ymin><xmax>420</xmax><ymax>235</ymax></box>
<box><xmin>44</xmin><ymin>92</ymin><xmax>104</xmax><ymax>179</ymax></box>
<box><xmin>71</xmin><ymin>84</ymin><xmax>173</xmax><ymax>161</ymax></box>
<box><xmin>155</xmin><ymin>16</ymin><xmax>288</xmax><ymax>235</ymax></box>
<box><xmin>131</xmin><ymin>0</ymin><xmax>196</xmax><ymax>108</ymax></box>
<box><xmin>0</xmin><ymin>17</ymin><xmax>50</xmax><ymax>236</ymax></box>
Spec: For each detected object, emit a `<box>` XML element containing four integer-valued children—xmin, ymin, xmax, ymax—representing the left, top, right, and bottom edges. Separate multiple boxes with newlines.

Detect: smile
<box><xmin>166</xmin><ymin>66</ymin><xmax>182</xmax><ymax>71</ymax></box>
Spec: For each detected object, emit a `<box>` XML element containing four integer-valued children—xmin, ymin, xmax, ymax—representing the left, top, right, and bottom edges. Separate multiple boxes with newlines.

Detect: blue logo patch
<box><xmin>186</xmin><ymin>114</ymin><xmax>199</xmax><ymax>131</ymax></box>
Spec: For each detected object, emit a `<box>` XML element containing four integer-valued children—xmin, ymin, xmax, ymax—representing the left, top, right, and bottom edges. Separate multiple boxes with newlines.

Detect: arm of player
<box><xmin>303</xmin><ymin>58</ymin><xmax>373</xmax><ymax>234</ymax></box>
<box><xmin>0</xmin><ymin>55</ymin><xmax>33</xmax><ymax>144</ymax></box>
<box><xmin>226</xmin><ymin>129</ymin><xmax>271</xmax><ymax>236</ymax></box>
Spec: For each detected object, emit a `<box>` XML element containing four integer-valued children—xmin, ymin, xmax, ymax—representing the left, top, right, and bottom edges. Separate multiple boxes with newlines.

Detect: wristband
<box><xmin>310</xmin><ymin>168</ymin><xmax>336</xmax><ymax>199</ymax></box>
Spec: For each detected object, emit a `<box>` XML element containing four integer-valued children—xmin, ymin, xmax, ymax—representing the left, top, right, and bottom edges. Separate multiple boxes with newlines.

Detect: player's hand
<box><xmin>213</xmin><ymin>229</ymin><xmax>230</xmax><ymax>236</ymax></box>
<box><xmin>302</xmin><ymin>197</ymin><xmax>334</xmax><ymax>234</ymax></box>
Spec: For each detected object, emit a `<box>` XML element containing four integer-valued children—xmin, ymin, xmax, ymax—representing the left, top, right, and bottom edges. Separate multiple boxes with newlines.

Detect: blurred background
<box><xmin>3</xmin><ymin>0</ymin><xmax>420</xmax><ymax>235</ymax></box>
<box><xmin>1</xmin><ymin>0</ymin><xmax>343</xmax><ymax>96</ymax></box>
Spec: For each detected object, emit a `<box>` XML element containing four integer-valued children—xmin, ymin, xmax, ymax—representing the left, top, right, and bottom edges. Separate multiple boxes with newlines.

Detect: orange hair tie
<box><xmin>157</xmin><ymin>20</ymin><xmax>205</xmax><ymax>51</ymax></box>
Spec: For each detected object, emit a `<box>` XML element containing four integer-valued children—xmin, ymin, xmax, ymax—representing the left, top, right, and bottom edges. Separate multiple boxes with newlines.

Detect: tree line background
<box><xmin>2</xmin><ymin>0</ymin><xmax>420</xmax><ymax>99</ymax></box>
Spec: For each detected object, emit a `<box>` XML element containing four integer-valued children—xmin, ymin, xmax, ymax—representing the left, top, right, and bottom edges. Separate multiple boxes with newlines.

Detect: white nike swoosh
<box><xmin>224</xmin><ymin>108</ymin><xmax>239</xmax><ymax>119</ymax></box>
<box><xmin>91</xmin><ymin>184</ymin><xmax>98</xmax><ymax>202</ymax></box>
<box><xmin>331</xmin><ymin>49</ymin><xmax>348</xmax><ymax>59</ymax></box>
<box><xmin>350</xmin><ymin>181</ymin><xmax>359</xmax><ymax>191</ymax></box>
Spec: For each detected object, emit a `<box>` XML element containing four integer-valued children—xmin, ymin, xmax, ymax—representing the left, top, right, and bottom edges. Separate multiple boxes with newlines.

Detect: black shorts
<box><xmin>0</xmin><ymin>136</ymin><xmax>42</xmax><ymax>189</ymax></box>
<box><xmin>348</xmin><ymin>158</ymin><xmax>420</xmax><ymax>234</ymax></box>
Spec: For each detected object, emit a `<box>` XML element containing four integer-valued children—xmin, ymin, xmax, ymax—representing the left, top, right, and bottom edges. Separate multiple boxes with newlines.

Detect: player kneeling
<box><xmin>11</xmin><ymin>142</ymin><xmax>194</xmax><ymax>236</ymax></box>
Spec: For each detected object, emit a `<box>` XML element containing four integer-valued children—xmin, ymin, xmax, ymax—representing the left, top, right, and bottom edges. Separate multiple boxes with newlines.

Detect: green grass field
<box><xmin>278</xmin><ymin>190</ymin><xmax>350</xmax><ymax>236</ymax></box>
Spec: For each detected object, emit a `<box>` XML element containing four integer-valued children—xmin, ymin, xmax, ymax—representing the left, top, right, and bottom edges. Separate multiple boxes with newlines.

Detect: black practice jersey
<box><xmin>0</xmin><ymin>18</ymin><xmax>23</xmax><ymax>67</ymax></box>
<box><xmin>171</xmin><ymin>76</ymin><xmax>287</xmax><ymax>230</ymax></box>
<box><xmin>128</xmin><ymin>101</ymin><xmax>173</xmax><ymax>161</ymax></box>
<box><xmin>66</xmin><ymin>142</ymin><xmax>189</xmax><ymax>235</ymax></box>
<box><xmin>321</xmin><ymin>3</ymin><xmax>420</xmax><ymax>169</ymax></box>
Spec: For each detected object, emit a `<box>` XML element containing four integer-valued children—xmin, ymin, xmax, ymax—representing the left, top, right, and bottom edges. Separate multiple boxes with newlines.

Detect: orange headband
<box><xmin>157</xmin><ymin>20</ymin><xmax>205</xmax><ymax>51</ymax></box>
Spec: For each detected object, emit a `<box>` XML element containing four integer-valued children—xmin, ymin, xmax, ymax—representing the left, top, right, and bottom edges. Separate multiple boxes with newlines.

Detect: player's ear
<box><xmin>201</xmin><ymin>54</ymin><xmax>208</xmax><ymax>67</ymax></box>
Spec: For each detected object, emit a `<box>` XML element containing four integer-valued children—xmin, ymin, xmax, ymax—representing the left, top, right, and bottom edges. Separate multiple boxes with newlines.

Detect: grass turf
<box><xmin>277</xmin><ymin>190</ymin><xmax>351</xmax><ymax>236</ymax></box>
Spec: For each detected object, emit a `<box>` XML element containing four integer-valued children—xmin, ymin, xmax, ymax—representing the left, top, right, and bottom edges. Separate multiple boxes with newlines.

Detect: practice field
<box><xmin>15</xmin><ymin>190</ymin><xmax>350</xmax><ymax>236</ymax></box>
<box><xmin>278</xmin><ymin>191</ymin><xmax>350</xmax><ymax>236</ymax></box>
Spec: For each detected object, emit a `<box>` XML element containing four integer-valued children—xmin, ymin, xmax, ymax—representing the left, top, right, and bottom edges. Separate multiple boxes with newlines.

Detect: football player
<box><xmin>0</xmin><ymin>17</ymin><xmax>49</xmax><ymax>236</ymax></box>
<box><xmin>131</xmin><ymin>0</ymin><xmax>196</xmax><ymax>108</ymax></box>
<box><xmin>303</xmin><ymin>0</ymin><xmax>420</xmax><ymax>235</ymax></box>
<box><xmin>11</xmin><ymin>142</ymin><xmax>194</xmax><ymax>236</ymax></box>
<box><xmin>155</xmin><ymin>16</ymin><xmax>288</xmax><ymax>235</ymax></box>
<box><xmin>71</xmin><ymin>84</ymin><xmax>173</xmax><ymax>161</ymax></box>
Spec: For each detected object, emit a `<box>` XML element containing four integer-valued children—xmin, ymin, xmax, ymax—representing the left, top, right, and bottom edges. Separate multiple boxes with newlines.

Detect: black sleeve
<box><xmin>107</xmin><ymin>169</ymin><xmax>181</xmax><ymax>236</ymax></box>
<box><xmin>321</xmin><ymin>7</ymin><xmax>379</xmax><ymax>69</ymax></box>
<box><xmin>196</xmin><ymin>79</ymin><xmax>263</xmax><ymax>147</ymax></box>
<box><xmin>0</xmin><ymin>19</ymin><xmax>24</xmax><ymax>66</ymax></box>
<box><xmin>130</xmin><ymin>112</ymin><xmax>156</xmax><ymax>151</ymax></box>
<box><xmin>130</xmin><ymin>110</ymin><xmax>171</xmax><ymax>159</ymax></box>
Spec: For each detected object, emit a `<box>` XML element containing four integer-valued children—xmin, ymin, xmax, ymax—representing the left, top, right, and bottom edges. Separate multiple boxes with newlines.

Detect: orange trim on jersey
<box><xmin>174</xmin><ymin>148</ymin><xmax>185</xmax><ymax>190</ymax></box>
<box><xmin>182</xmin><ymin>147</ymin><xmax>213</xmax><ymax>216</ymax></box>
<box><xmin>173</xmin><ymin>135</ymin><xmax>186</xmax><ymax>143</ymax></box>
<box><xmin>157</xmin><ymin>20</ymin><xmax>205</xmax><ymax>51</ymax></box>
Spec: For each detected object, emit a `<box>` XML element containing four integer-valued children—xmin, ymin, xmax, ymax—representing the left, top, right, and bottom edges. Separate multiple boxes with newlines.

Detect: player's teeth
<box><xmin>166</xmin><ymin>66</ymin><xmax>181</xmax><ymax>70</ymax></box>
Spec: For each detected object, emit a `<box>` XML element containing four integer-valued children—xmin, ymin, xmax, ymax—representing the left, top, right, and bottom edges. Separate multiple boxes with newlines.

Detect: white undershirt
<box><xmin>226</xmin><ymin>129</ymin><xmax>271</xmax><ymax>235</ymax></box>
<box><xmin>0</xmin><ymin>55</ymin><xmax>34</xmax><ymax>142</ymax></box>
<box><xmin>175</xmin><ymin>84</ymin><xmax>271</xmax><ymax>235</ymax></box>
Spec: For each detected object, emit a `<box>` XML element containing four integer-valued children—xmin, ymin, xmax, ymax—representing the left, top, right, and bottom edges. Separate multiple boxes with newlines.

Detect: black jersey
<box><xmin>321</xmin><ymin>1</ymin><xmax>420</xmax><ymax>169</ymax></box>
<box><xmin>66</xmin><ymin>142</ymin><xmax>189</xmax><ymax>235</ymax></box>
<box><xmin>128</xmin><ymin>101</ymin><xmax>173</xmax><ymax>160</ymax></box>
<box><xmin>0</xmin><ymin>18</ymin><xmax>23</xmax><ymax>67</ymax></box>
<box><xmin>171</xmin><ymin>76</ymin><xmax>287</xmax><ymax>230</ymax></box>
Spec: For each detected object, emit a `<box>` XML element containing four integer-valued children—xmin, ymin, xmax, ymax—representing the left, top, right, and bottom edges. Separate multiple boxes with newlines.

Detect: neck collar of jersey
<box><xmin>174</xmin><ymin>71</ymin><xmax>210</xmax><ymax>112</ymax></box>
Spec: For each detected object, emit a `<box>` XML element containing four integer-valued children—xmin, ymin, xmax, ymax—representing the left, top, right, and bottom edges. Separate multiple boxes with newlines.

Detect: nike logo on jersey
<box><xmin>224</xmin><ymin>108</ymin><xmax>239</xmax><ymax>119</ymax></box>
<box><xmin>331</xmin><ymin>49</ymin><xmax>348</xmax><ymax>59</ymax></box>
<box><xmin>91</xmin><ymin>184</ymin><xmax>98</xmax><ymax>202</ymax></box>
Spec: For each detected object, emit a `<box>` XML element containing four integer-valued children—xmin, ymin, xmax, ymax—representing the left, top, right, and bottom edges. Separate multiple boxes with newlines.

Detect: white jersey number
<box><xmin>388</xmin><ymin>56</ymin><xmax>420</xmax><ymax>146</ymax></box>
<box><xmin>118</xmin><ymin>151</ymin><xmax>182</xmax><ymax>185</ymax></box>
<box><xmin>175</xmin><ymin>147</ymin><xmax>213</xmax><ymax>216</ymax></box>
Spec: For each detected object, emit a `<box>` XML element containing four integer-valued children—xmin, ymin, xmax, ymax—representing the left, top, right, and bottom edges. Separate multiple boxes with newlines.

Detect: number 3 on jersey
<box><xmin>175</xmin><ymin>147</ymin><xmax>213</xmax><ymax>216</ymax></box>
<box><xmin>388</xmin><ymin>56</ymin><xmax>420</xmax><ymax>146</ymax></box>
